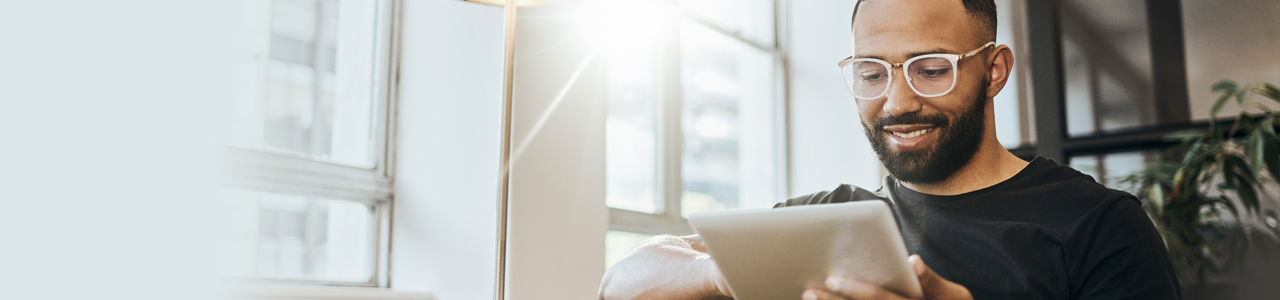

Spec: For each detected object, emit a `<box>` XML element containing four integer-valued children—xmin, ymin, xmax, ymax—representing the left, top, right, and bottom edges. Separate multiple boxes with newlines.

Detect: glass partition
<box><xmin>1059</xmin><ymin>0</ymin><xmax>1157</xmax><ymax>137</ymax></box>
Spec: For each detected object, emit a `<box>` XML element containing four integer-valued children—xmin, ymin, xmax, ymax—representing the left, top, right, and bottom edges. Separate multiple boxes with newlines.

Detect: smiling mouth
<box><xmin>890</xmin><ymin>128</ymin><xmax>932</xmax><ymax>139</ymax></box>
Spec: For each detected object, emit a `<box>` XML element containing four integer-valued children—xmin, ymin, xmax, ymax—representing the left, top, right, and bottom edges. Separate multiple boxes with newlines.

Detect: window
<box><xmin>222</xmin><ymin>0</ymin><xmax>397</xmax><ymax>287</ymax></box>
<box><xmin>993</xmin><ymin>0</ymin><xmax>1035</xmax><ymax>149</ymax></box>
<box><xmin>1068</xmin><ymin>150</ymin><xmax>1157</xmax><ymax>188</ymax></box>
<box><xmin>1053</xmin><ymin>0</ymin><xmax>1280</xmax><ymax>139</ymax></box>
<box><xmin>1059</xmin><ymin>0</ymin><xmax>1158</xmax><ymax>137</ymax></box>
<box><xmin>1181</xmin><ymin>0</ymin><xmax>1280</xmax><ymax>121</ymax></box>
<box><xmin>603</xmin><ymin>0</ymin><xmax>786</xmax><ymax>267</ymax></box>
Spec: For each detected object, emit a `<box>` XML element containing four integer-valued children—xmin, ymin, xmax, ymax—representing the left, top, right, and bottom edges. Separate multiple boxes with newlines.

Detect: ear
<box><xmin>984</xmin><ymin>44</ymin><xmax>1015</xmax><ymax>98</ymax></box>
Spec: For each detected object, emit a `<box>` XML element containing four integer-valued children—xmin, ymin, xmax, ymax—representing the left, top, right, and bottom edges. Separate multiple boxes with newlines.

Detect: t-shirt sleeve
<box><xmin>1069</xmin><ymin>196</ymin><xmax>1182</xmax><ymax>299</ymax></box>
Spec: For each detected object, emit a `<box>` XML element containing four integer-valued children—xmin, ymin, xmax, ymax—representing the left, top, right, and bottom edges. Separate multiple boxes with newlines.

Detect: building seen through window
<box><xmin>222</xmin><ymin>0</ymin><xmax>392</xmax><ymax>286</ymax></box>
<box><xmin>602</xmin><ymin>0</ymin><xmax>784</xmax><ymax>267</ymax></box>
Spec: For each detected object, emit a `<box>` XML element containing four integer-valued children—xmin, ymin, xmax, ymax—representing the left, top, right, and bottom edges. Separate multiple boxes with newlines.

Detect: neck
<box><xmin>899</xmin><ymin>132</ymin><xmax>1029</xmax><ymax>196</ymax></box>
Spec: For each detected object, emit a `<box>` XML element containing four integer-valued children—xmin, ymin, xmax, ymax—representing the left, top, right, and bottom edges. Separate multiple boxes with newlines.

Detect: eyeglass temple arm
<box><xmin>959</xmin><ymin>42</ymin><xmax>997</xmax><ymax>58</ymax></box>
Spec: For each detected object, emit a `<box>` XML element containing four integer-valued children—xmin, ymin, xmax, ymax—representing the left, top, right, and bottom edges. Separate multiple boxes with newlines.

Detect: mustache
<box><xmin>873</xmin><ymin>112</ymin><xmax>949</xmax><ymax>130</ymax></box>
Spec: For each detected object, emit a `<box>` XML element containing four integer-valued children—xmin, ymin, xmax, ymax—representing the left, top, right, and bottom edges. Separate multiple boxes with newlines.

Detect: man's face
<box><xmin>852</xmin><ymin>0</ymin><xmax>992</xmax><ymax>184</ymax></box>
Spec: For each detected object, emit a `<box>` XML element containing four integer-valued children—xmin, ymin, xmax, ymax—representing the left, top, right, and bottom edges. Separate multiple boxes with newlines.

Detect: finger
<box><xmin>803</xmin><ymin>288</ymin><xmax>850</xmax><ymax>300</ymax></box>
<box><xmin>825</xmin><ymin>277</ymin><xmax>910</xmax><ymax>300</ymax></box>
<box><xmin>910</xmin><ymin>255</ymin><xmax>972</xmax><ymax>300</ymax></box>
<box><xmin>703</xmin><ymin>260</ymin><xmax>733</xmax><ymax>298</ymax></box>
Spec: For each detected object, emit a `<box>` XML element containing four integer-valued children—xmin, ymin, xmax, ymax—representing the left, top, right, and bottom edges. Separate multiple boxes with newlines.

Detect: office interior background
<box><xmin>1</xmin><ymin>0</ymin><xmax>1277</xmax><ymax>299</ymax></box>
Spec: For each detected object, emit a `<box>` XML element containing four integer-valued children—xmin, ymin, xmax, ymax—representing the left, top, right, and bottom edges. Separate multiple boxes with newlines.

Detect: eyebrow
<box><xmin>854</xmin><ymin>48</ymin><xmax>953</xmax><ymax>61</ymax></box>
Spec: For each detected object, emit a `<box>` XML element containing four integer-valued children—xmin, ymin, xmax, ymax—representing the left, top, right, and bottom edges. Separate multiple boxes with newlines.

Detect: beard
<box><xmin>863</xmin><ymin>84</ymin><xmax>987</xmax><ymax>184</ymax></box>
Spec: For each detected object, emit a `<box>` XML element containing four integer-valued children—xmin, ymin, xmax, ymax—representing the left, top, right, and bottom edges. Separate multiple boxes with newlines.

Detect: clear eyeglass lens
<box><xmin>845</xmin><ymin>60</ymin><xmax>890</xmax><ymax>99</ymax></box>
<box><xmin>842</xmin><ymin>57</ymin><xmax>958</xmax><ymax>98</ymax></box>
<box><xmin>906</xmin><ymin>57</ymin><xmax>955</xmax><ymax>95</ymax></box>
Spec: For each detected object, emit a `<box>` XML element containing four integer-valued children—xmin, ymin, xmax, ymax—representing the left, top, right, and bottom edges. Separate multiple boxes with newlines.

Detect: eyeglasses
<box><xmin>837</xmin><ymin>42</ymin><xmax>994</xmax><ymax>100</ymax></box>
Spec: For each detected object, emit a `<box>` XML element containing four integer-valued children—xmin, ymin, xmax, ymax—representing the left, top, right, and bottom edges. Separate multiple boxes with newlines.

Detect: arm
<box><xmin>598</xmin><ymin>235</ymin><xmax>734</xmax><ymax>300</ymax></box>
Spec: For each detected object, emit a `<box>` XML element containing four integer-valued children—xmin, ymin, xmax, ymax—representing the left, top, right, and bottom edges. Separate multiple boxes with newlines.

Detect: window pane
<box><xmin>1182</xmin><ymin>0</ymin><xmax>1280</xmax><ymax>121</ymax></box>
<box><xmin>233</xmin><ymin>0</ymin><xmax>380</xmax><ymax>168</ymax></box>
<box><xmin>220</xmin><ymin>189</ymin><xmax>376</xmax><ymax>282</ymax></box>
<box><xmin>605</xmin><ymin>7</ymin><xmax>662</xmax><ymax>214</ymax></box>
<box><xmin>605</xmin><ymin>231</ymin><xmax>654</xmax><ymax>268</ymax></box>
<box><xmin>1068</xmin><ymin>151</ymin><xmax>1155</xmax><ymax>188</ymax></box>
<box><xmin>1060</xmin><ymin>0</ymin><xmax>1156</xmax><ymax>137</ymax></box>
<box><xmin>680</xmin><ymin>21</ymin><xmax>781</xmax><ymax>217</ymax></box>
<box><xmin>994</xmin><ymin>0</ymin><xmax>1031</xmax><ymax>148</ymax></box>
<box><xmin>678</xmin><ymin>0</ymin><xmax>775</xmax><ymax>46</ymax></box>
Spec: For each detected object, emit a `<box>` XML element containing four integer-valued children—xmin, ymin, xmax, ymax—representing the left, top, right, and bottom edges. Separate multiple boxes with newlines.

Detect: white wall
<box><xmin>503</xmin><ymin>5</ymin><xmax>609</xmax><ymax>300</ymax></box>
<box><xmin>787</xmin><ymin>1</ymin><xmax>884</xmax><ymax>196</ymax></box>
<box><xmin>0</xmin><ymin>1</ymin><xmax>231</xmax><ymax>299</ymax></box>
<box><xmin>392</xmin><ymin>1</ymin><xmax>506</xmax><ymax>299</ymax></box>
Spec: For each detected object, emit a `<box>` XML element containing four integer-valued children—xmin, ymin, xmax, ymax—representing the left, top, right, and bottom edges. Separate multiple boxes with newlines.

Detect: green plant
<box><xmin>1118</xmin><ymin>80</ymin><xmax>1280</xmax><ymax>284</ymax></box>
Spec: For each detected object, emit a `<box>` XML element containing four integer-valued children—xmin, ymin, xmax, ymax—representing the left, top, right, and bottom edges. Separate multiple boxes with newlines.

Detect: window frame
<box><xmin>221</xmin><ymin>0</ymin><xmax>402</xmax><ymax>288</ymax></box>
<box><xmin>606</xmin><ymin>0</ymin><xmax>790</xmax><ymax>237</ymax></box>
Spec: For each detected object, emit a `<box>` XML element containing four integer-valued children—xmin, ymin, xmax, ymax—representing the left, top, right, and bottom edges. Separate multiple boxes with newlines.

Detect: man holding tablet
<box><xmin>599</xmin><ymin>0</ymin><xmax>1183</xmax><ymax>299</ymax></box>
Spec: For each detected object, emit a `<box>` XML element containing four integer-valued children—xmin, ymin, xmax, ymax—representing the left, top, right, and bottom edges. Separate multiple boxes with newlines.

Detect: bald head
<box><xmin>851</xmin><ymin>0</ymin><xmax>996</xmax><ymax>46</ymax></box>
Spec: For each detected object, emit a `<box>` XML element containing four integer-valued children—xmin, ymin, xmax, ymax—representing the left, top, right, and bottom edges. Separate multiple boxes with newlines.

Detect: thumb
<box><xmin>706</xmin><ymin>260</ymin><xmax>733</xmax><ymax>297</ymax></box>
<box><xmin>910</xmin><ymin>255</ymin><xmax>970</xmax><ymax>300</ymax></box>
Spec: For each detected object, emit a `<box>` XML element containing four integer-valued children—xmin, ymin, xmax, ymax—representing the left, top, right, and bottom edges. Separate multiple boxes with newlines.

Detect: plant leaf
<box><xmin>1222</xmin><ymin>157</ymin><xmax>1239</xmax><ymax>191</ymax></box>
<box><xmin>1210</xmin><ymin>83</ymin><xmax>1239</xmax><ymax>138</ymax></box>
<box><xmin>1237</xmin><ymin>111</ymin><xmax>1257</xmax><ymax>134</ymax></box>
<box><xmin>1171</xmin><ymin>168</ymin><xmax>1186</xmax><ymax>198</ymax></box>
<box><xmin>1225</xmin><ymin>155</ymin><xmax>1261</xmax><ymax>213</ymax></box>
<box><xmin>1150</xmin><ymin>184</ymin><xmax>1166</xmax><ymax>212</ymax></box>
<box><xmin>1211</xmin><ymin>80</ymin><xmax>1240</xmax><ymax>128</ymax></box>
<box><xmin>1250</xmin><ymin>131</ymin><xmax>1266</xmax><ymax>178</ymax></box>
<box><xmin>1258</xmin><ymin>117</ymin><xmax>1280</xmax><ymax>180</ymax></box>
<box><xmin>1230</xmin><ymin>154</ymin><xmax>1259</xmax><ymax>187</ymax></box>
<box><xmin>1258</xmin><ymin>83</ymin><xmax>1280</xmax><ymax>104</ymax></box>
<box><xmin>1237</xmin><ymin>177</ymin><xmax>1260</xmax><ymax>214</ymax></box>
<box><xmin>1181</xmin><ymin>143</ymin><xmax>1220</xmax><ymax>194</ymax></box>
<box><xmin>1211</xmin><ymin>93</ymin><xmax>1232</xmax><ymax>135</ymax></box>
<box><xmin>1236</xmin><ymin>85</ymin><xmax>1249</xmax><ymax>106</ymax></box>
<box><xmin>1182</xmin><ymin>138</ymin><xmax>1209</xmax><ymax>164</ymax></box>
<box><xmin>1255</xmin><ymin>103</ymin><xmax>1276</xmax><ymax>115</ymax></box>
<box><xmin>1212</xmin><ymin>80</ymin><xmax>1239</xmax><ymax>94</ymax></box>
<box><xmin>1164</xmin><ymin>130</ymin><xmax>1207</xmax><ymax>144</ymax></box>
<box><xmin>1262</xmin><ymin>116</ymin><xmax>1278</xmax><ymax>136</ymax></box>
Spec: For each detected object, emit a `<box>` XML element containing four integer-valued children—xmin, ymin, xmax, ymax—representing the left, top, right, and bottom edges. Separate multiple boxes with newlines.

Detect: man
<box><xmin>599</xmin><ymin>0</ymin><xmax>1182</xmax><ymax>299</ymax></box>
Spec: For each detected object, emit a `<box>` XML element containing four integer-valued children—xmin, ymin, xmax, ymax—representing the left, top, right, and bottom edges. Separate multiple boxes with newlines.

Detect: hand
<box><xmin>598</xmin><ymin>235</ymin><xmax>733</xmax><ymax>300</ymax></box>
<box><xmin>801</xmin><ymin>255</ymin><xmax>972</xmax><ymax>300</ymax></box>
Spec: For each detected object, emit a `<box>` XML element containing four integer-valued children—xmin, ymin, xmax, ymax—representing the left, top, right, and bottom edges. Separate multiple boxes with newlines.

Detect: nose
<box><xmin>882</xmin><ymin>69</ymin><xmax>922</xmax><ymax>117</ymax></box>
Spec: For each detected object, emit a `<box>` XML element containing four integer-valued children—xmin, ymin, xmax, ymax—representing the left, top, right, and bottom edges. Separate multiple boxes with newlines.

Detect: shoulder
<box><xmin>1017</xmin><ymin>158</ymin><xmax>1157</xmax><ymax>243</ymax></box>
<box><xmin>1012</xmin><ymin>157</ymin><xmax>1140</xmax><ymax>215</ymax></box>
<box><xmin>967</xmin><ymin>157</ymin><xmax>1144</xmax><ymax>233</ymax></box>
<box><xmin>774</xmin><ymin>182</ymin><xmax>887</xmax><ymax>208</ymax></box>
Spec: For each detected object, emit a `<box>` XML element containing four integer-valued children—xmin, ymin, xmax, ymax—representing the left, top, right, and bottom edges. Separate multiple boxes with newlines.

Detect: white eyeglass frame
<box><xmin>837</xmin><ymin>42</ymin><xmax>995</xmax><ymax>100</ymax></box>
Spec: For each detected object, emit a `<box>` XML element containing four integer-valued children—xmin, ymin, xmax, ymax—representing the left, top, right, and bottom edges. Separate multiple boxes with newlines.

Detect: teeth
<box><xmin>891</xmin><ymin>128</ymin><xmax>930</xmax><ymax>139</ymax></box>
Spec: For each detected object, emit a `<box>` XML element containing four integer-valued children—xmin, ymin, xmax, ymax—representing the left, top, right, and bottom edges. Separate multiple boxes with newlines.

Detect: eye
<box><xmin>915</xmin><ymin>67</ymin><xmax>951</xmax><ymax>79</ymax></box>
<box><xmin>860</xmin><ymin>72</ymin><xmax>885</xmax><ymax>81</ymax></box>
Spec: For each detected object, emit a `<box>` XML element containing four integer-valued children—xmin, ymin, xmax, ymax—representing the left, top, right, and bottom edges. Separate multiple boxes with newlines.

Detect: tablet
<box><xmin>688</xmin><ymin>200</ymin><xmax>923</xmax><ymax>300</ymax></box>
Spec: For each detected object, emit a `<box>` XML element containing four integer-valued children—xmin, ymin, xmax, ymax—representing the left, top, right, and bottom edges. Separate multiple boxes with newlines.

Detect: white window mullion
<box><xmin>223</xmin><ymin>148</ymin><xmax>393</xmax><ymax>205</ymax></box>
<box><xmin>662</xmin><ymin>11</ymin><xmax>687</xmax><ymax>225</ymax></box>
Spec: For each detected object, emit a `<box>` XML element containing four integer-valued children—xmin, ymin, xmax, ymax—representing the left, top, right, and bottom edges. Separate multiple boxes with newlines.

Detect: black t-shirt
<box><xmin>775</xmin><ymin>157</ymin><xmax>1181</xmax><ymax>300</ymax></box>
